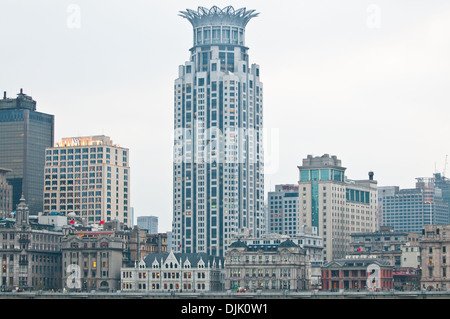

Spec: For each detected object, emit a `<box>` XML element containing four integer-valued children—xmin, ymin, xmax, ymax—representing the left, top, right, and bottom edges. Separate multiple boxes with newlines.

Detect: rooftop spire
<box><xmin>179</xmin><ymin>5</ymin><xmax>259</xmax><ymax>28</ymax></box>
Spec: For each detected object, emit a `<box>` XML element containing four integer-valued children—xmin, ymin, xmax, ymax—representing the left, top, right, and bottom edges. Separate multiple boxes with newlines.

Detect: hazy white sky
<box><xmin>1</xmin><ymin>1</ymin><xmax>450</xmax><ymax>232</ymax></box>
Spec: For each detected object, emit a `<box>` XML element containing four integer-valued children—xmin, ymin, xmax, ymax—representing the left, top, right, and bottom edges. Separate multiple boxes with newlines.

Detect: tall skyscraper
<box><xmin>0</xmin><ymin>89</ymin><xmax>54</xmax><ymax>214</ymax></box>
<box><xmin>43</xmin><ymin>136</ymin><xmax>131</xmax><ymax>227</ymax></box>
<box><xmin>298</xmin><ymin>154</ymin><xmax>378</xmax><ymax>262</ymax></box>
<box><xmin>172</xmin><ymin>6</ymin><xmax>264</xmax><ymax>257</ymax></box>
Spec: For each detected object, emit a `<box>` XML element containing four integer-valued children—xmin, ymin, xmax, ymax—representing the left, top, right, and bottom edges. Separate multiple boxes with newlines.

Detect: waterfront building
<box><xmin>0</xmin><ymin>90</ymin><xmax>54</xmax><ymax>214</ymax></box>
<box><xmin>43</xmin><ymin>136</ymin><xmax>131</xmax><ymax>227</ymax></box>
<box><xmin>0</xmin><ymin>196</ymin><xmax>63</xmax><ymax>291</ymax></box>
<box><xmin>321</xmin><ymin>255</ymin><xmax>393</xmax><ymax>291</ymax></box>
<box><xmin>172</xmin><ymin>6</ymin><xmax>264</xmax><ymax>257</ymax></box>
<box><xmin>349</xmin><ymin>226</ymin><xmax>420</xmax><ymax>268</ymax></box>
<box><xmin>420</xmin><ymin>224</ymin><xmax>450</xmax><ymax>290</ymax></box>
<box><xmin>298</xmin><ymin>154</ymin><xmax>378</xmax><ymax>262</ymax></box>
<box><xmin>120</xmin><ymin>251</ymin><xmax>225</xmax><ymax>292</ymax></box>
<box><xmin>224</xmin><ymin>238</ymin><xmax>311</xmax><ymax>291</ymax></box>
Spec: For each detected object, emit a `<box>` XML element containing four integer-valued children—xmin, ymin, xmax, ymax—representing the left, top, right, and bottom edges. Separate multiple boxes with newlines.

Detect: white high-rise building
<box><xmin>172</xmin><ymin>6</ymin><xmax>264</xmax><ymax>257</ymax></box>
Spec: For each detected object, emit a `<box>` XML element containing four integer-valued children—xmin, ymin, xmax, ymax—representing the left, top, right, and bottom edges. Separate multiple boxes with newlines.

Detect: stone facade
<box><xmin>62</xmin><ymin>234</ymin><xmax>125</xmax><ymax>292</ymax></box>
<box><xmin>0</xmin><ymin>196</ymin><xmax>63</xmax><ymax>291</ymax></box>
<box><xmin>225</xmin><ymin>239</ymin><xmax>311</xmax><ymax>291</ymax></box>
<box><xmin>420</xmin><ymin>224</ymin><xmax>450</xmax><ymax>290</ymax></box>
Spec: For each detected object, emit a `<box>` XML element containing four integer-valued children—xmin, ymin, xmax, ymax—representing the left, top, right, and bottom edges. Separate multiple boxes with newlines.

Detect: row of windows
<box><xmin>46</xmin><ymin>147</ymin><xmax>127</xmax><ymax>155</ymax></box>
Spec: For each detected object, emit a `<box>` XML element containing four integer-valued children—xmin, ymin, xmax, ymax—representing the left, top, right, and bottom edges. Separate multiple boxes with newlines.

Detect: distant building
<box><xmin>420</xmin><ymin>224</ymin><xmax>450</xmax><ymax>290</ymax></box>
<box><xmin>0</xmin><ymin>168</ymin><xmax>13</xmax><ymax>218</ymax></box>
<box><xmin>121</xmin><ymin>251</ymin><xmax>225</xmax><ymax>292</ymax></box>
<box><xmin>137</xmin><ymin>216</ymin><xmax>158</xmax><ymax>234</ymax></box>
<box><xmin>378</xmin><ymin>177</ymin><xmax>449</xmax><ymax>233</ymax></box>
<box><xmin>128</xmin><ymin>227</ymin><xmax>168</xmax><ymax>263</ymax></box>
<box><xmin>43</xmin><ymin>135</ymin><xmax>131</xmax><ymax>227</ymax></box>
<box><xmin>321</xmin><ymin>256</ymin><xmax>394</xmax><ymax>291</ymax></box>
<box><xmin>267</xmin><ymin>185</ymin><xmax>300</xmax><ymax>236</ymax></box>
<box><xmin>349</xmin><ymin>226</ymin><xmax>420</xmax><ymax>268</ymax></box>
<box><xmin>225</xmin><ymin>238</ymin><xmax>311</xmax><ymax>292</ymax></box>
<box><xmin>393</xmin><ymin>267</ymin><xmax>420</xmax><ymax>291</ymax></box>
<box><xmin>298</xmin><ymin>154</ymin><xmax>378</xmax><ymax>262</ymax></box>
<box><xmin>0</xmin><ymin>90</ymin><xmax>54</xmax><ymax>214</ymax></box>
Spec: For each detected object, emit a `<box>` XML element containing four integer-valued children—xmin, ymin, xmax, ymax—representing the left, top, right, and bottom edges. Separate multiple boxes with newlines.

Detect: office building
<box><xmin>298</xmin><ymin>154</ymin><xmax>378</xmax><ymax>262</ymax></box>
<box><xmin>137</xmin><ymin>215</ymin><xmax>158</xmax><ymax>234</ymax></box>
<box><xmin>267</xmin><ymin>184</ymin><xmax>300</xmax><ymax>236</ymax></box>
<box><xmin>0</xmin><ymin>89</ymin><xmax>54</xmax><ymax>214</ymax></box>
<box><xmin>43</xmin><ymin>136</ymin><xmax>131</xmax><ymax>227</ymax></box>
<box><xmin>378</xmin><ymin>177</ymin><xmax>449</xmax><ymax>233</ymax></box>
<box><xmin>172</xmin><ymin>6</ymin><xmax>264</xmax><ymax>257</ymax></box>
<box><xmin>0</xmin><ymin>168</ymin><xmax>13</xmax><ymax>218</ymax></box>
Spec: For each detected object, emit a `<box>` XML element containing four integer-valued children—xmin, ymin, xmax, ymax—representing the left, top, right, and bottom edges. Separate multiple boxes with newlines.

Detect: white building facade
<box><xmin>172</xmin><ymin>6</ymin><xmax>264</xmax><ymax>257</ymax></box>
<box><xmin>121</xmin><ymin>251</ymin><xmax>225</xmax><ymax>292</ymax></box>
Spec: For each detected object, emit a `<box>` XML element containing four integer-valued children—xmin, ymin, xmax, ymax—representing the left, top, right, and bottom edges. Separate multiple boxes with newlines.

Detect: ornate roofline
<box><xmin>179</xmin><ymin>5</ymin><xmax>259</xmax><ymax>28</ymax></box>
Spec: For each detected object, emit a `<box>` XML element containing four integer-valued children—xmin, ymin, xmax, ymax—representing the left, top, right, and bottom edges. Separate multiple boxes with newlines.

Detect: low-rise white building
<box><xmin>121</xmin><ymin>250</ymin><xmax>225</xmax><ymax>292</ymax></box>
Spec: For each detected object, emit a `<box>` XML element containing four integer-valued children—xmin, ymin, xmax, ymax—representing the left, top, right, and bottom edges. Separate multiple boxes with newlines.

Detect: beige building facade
<box><xmin>0</xmin><ymin>168</ymin><xmax>12</xmax><ymax>219</ymax></box>
<box><xmin>298</xmin><ymin>154</ymin><xmax>378</xmax><ymax>262</ymax></box>
<box><xmin>225</xmin><ymin>239</ymin><xmax>311</xmax><ymax>291</ymax></box>
<box><xmin>420</xmin><ymin>224</ymin><xmax>450</xmax><ymax>290</ymax></box>
<box><xmin>43</xmin><ymin>135</ymin><xmax>130</xmax><ymax>227</ymax></box>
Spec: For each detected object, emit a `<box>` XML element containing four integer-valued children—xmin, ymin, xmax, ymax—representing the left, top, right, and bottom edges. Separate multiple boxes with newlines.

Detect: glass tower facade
<box><xmin>0</xmin><ymin>90</ymin><xmax>54</xmax><ymax>214</ymax></box>
<box><xmin>172</xmin><ymin>6</ymin><xmax>264</xmax><ymax>257</ymax></box>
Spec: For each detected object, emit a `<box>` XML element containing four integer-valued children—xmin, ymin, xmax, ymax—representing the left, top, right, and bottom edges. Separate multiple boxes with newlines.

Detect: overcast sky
<box><xmin>1</xmin><ymin>1</ymin><xmax>449</xmax><ymax>232</ymax></box>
